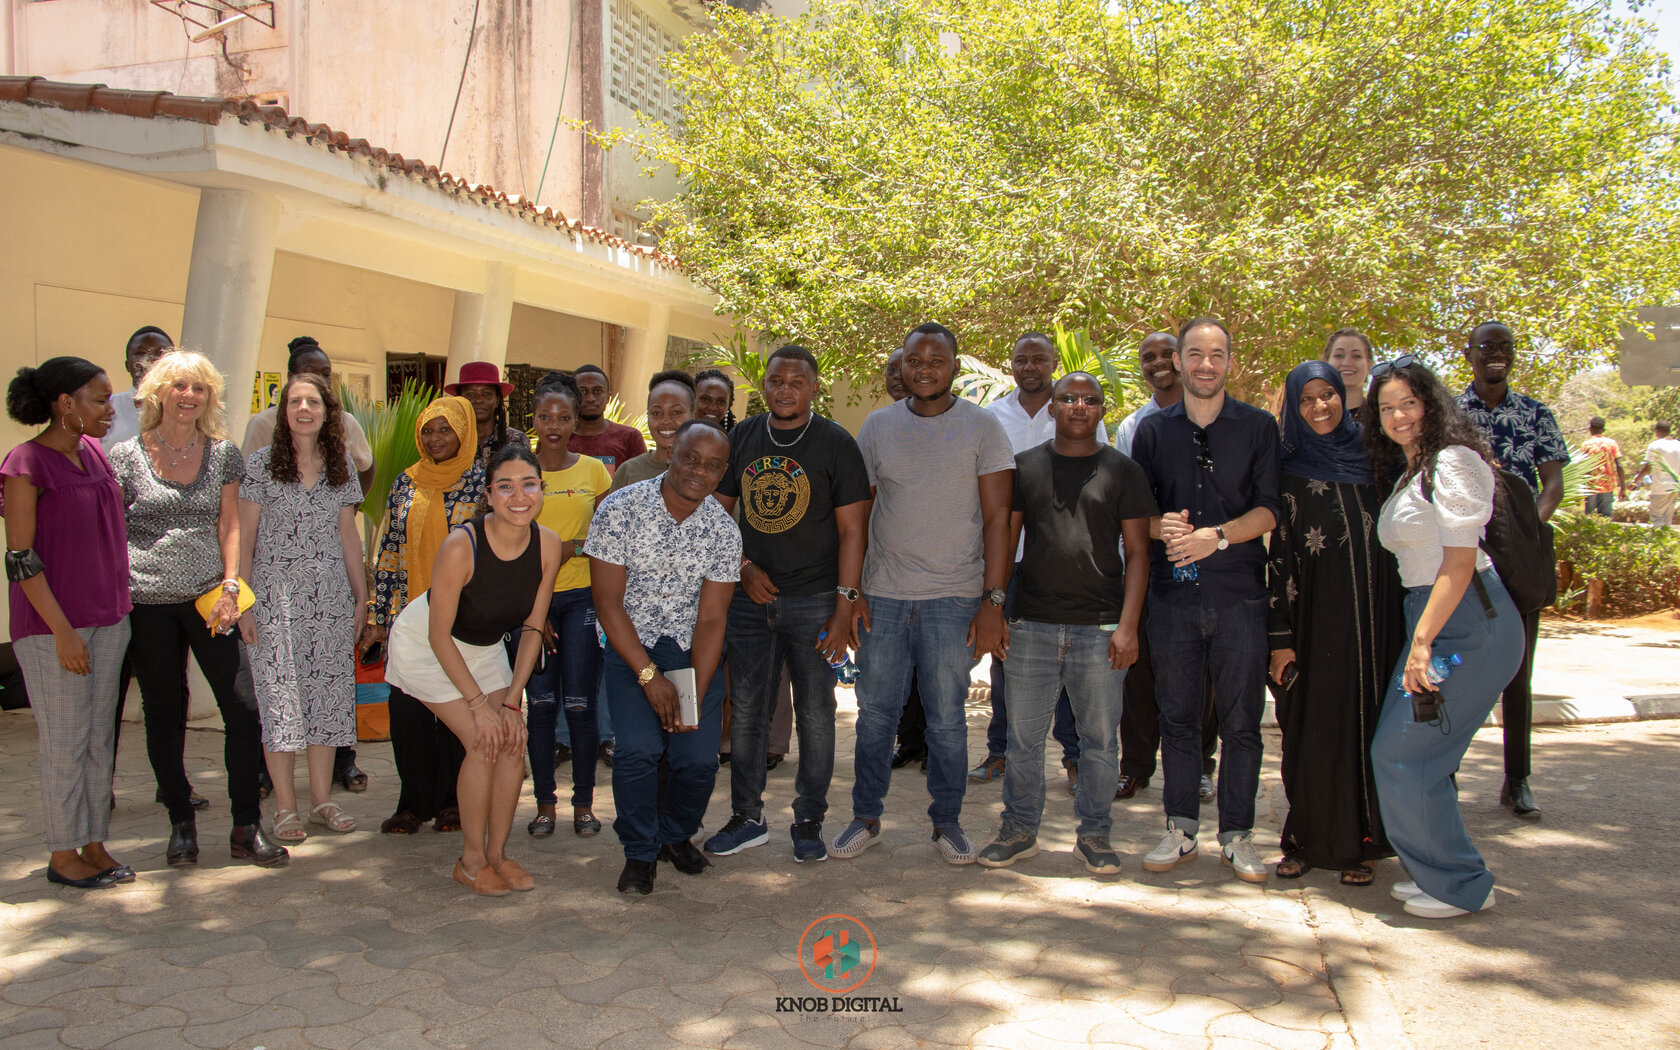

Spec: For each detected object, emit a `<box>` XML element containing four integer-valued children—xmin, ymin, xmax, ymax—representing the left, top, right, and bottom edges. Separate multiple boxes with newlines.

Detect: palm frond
<box><xmin>605</xmin><ymin>395</ymin><xmax>652</xmax><ymax>444</ymax></box>
<box><xmin>340</xmin><ymin>379</ymin><xmax>436</xmax><ymax>569</ymax></box>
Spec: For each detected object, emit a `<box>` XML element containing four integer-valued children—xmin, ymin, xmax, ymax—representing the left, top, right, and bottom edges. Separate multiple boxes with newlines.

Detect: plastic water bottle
<box><xmin>1393</xmin><ymin>653</ymin><xmax>1462</xmax><ymax>696</ymax></box>
<box><xmin>1172</xmin><ymin>562</ymin><xmax>1199</xmax><ymax>583</ymax></box>
<box><xmin>817</xmin><ymin>630</ymin><xmax>860</xmax><ymax>685</ymax></box>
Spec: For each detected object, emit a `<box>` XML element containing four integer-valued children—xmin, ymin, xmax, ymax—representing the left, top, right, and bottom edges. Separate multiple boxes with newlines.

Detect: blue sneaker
<box><xmin>791</xmin><ymin>820</ymin><xmax>827</xmax><ymax>863</ymax></box>
<box><xmin>703</xmin><ymin>814</ymin><xmax>768</xmax><ymax>856</ymax></box>
<box><xmin>830</xmin><ymin>818</ymin><xmax>880</xmax><ymax>859</ymax></box>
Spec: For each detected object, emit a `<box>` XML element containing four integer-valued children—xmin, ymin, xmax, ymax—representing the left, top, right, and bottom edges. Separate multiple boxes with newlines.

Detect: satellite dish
<box><xmin>189</xmin><ymin>12</ymin><xmax>248</xmax><ymax>42</ymax></box>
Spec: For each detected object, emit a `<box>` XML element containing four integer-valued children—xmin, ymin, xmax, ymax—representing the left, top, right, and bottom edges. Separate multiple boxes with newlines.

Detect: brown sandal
<box><xmin>434</xmin><ymin>806</ymin><xmax>461</xmax><ymax>833</ymax></box>
<box><xmin>380</xmin><ymin>811</ymin><xmax>421</xmax><ymax>835</ymax></box>
<box><xmin>1339</xmin><ymin>865</ymin><xmax>1375</xmax><ymax>886</ymax></box>
<box><xmin>1276</xmin><ymin>855</ymin><xmax>1312</xmax><ymax>879</ymax></box>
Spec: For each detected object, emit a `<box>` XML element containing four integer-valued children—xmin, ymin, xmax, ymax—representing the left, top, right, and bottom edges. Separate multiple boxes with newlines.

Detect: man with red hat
<box><xmin>445</xmin><ymin>362</ymin><xmax>521</xmax><ymax>469</ymax></box>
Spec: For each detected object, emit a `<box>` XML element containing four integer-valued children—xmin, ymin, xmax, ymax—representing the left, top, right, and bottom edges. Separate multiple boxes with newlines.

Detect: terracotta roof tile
<box><xmin>0</xmin><ymin>76</ymin><xmax>680</xmax><ymax>269</ymax></box>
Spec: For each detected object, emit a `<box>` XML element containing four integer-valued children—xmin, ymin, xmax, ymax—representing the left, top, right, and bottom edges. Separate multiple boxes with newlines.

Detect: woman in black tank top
<box><xmin>401</xmin><ymin>444</ymin><xmax>562</xmax><ymax>895</ymax></box>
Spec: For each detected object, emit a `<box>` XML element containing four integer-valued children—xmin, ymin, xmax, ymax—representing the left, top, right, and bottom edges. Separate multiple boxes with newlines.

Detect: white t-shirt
<box><xmin>1377</xmin><ymin>445</ymin><xmax>1495</xmax><ymax>588</ymax></box>
<box><xmin>1644</xmin><ymin>437</ymin><xmax>1680</xmax><ymax>495</ymax></box>
<box><xmin>101</xmin><ymin>390</ymin><xmax>141</xmax><ymax>451</ymax></box>
<box><xmin>1111</xmin><ymin>395</ymin><xmax>1170</xmax><ymax>458</ymax></box>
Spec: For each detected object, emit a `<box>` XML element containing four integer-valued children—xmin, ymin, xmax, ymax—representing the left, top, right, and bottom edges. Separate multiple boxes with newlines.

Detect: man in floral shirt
<box><xmin>1458</xmin><ymin>320</ymin><xmax>1568</xmax><ymax>821</ymax></box>
<box><xmin>587</xmin><ymin>420</ymin><xmax>741</xmax><ymax>895</ymax></box>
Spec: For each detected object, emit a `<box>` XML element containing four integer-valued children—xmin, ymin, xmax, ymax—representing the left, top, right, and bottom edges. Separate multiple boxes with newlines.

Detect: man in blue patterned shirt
<box><xmin>587</xmin><ymin>420</ymin><xmax>742</xmax><ymax>894</ymax></box>
<box><xmin>1457</xmin><ymin>320</ymin><xmax>1568</xmax><ymax>820</ymax></box>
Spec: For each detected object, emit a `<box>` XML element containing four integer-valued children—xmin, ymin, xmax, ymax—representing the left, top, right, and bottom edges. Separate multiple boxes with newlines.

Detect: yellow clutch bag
<box><xmin>195</xmin><ymin>578</ymin><xmax>255</xmax><ymax>626</ymax></box>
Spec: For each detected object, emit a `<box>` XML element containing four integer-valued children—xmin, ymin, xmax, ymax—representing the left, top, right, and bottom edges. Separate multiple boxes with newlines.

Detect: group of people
<box><xmin>6</xmin><ymin>314</ymin><xmax>1563</xmax><ymax>921</ymax></box>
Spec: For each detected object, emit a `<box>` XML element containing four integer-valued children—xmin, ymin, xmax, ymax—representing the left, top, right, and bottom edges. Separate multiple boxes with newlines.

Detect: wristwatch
<box><xmin>1214</xmin><ymin>526</ymin><xmax>1230</xmax><ymax>551</ymax></box>
<box><xmin>836</xmin><ymin>585</ymin><xmax>860</xmax><ymax>602</ymax></box>
<box><xmin>985</xmin><ymin>587</ymin><xmax>1007</xmax><ymax>607</ymax></box>
<box><xmin>572</xmin><ymin>541</ymin><xmax>586</xmax><ymax>558</ymax></box>
<box><xmin>637</xmin><ymin>663</ymin><xmax>659</xmax><ymax>686</ymax></box>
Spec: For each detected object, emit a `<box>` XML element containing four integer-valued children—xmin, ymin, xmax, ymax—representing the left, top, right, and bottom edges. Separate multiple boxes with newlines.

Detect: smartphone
<box><xmin>360</xmin><ymin>641</ymin><xmax>384</xmax><ymax>666</ymax></box>
<box><xmin>1280</xmin><ymin>662</ymin><xmax>1299</xmax><ymax>690</ymax></box>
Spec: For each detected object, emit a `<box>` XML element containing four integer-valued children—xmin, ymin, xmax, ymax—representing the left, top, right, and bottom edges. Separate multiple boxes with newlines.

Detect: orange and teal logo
<box><xmin>798</xmin><ymin>914</ymin><xmax>876</xmax><ymax>994</ymax></box>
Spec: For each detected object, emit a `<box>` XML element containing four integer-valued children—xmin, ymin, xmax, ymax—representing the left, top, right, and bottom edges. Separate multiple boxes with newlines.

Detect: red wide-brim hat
<box><xmin>444</xmin><ymin>361</ymin><xmax>514</xmax><ymax>396</ymax></box>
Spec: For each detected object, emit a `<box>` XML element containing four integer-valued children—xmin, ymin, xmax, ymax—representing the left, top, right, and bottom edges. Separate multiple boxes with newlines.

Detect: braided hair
<box><xmin>694</xmin><ymin>367</ymin><xmax>737</xmax><ymax>432</ymax></box>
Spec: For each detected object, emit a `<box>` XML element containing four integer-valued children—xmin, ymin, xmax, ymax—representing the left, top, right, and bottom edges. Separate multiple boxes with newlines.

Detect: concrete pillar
<box><xmin>174</xmin><ymin>189</ymin><xmax>280</xmax><ymax>723</ymax></box>
<box><xmin>618</xmin><ymin>304</ymin><xmax>670</xmax><ymax>417</ymax></box>
<box><xmin>180</xmin><ymin>189</ymin><xmax>281</xmax><ymax>456</ymax></box>
<box><xmin>444</xmin><ymin>261</ymin><xmax>516</xmax><ymax>385</ymax></box>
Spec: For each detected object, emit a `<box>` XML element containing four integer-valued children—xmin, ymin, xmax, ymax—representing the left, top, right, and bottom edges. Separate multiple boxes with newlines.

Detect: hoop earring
<box><xmin>60</xmin><ymin>411</ymin><xmax>85</xmax><ymax>436</ymax></box>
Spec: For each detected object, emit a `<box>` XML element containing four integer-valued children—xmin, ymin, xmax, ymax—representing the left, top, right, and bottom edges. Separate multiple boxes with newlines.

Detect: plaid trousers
<box><xmin>15</xmin><ymin>619</ymin><xmax>131</xmax><ymax>851</ymax></box>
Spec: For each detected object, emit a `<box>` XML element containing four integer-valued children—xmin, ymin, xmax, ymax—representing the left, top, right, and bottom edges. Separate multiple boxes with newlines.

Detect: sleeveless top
<box><xmin>451</xmin><ymin>518</ymin><xmax>542</xmax><ymax>646</ymax></box>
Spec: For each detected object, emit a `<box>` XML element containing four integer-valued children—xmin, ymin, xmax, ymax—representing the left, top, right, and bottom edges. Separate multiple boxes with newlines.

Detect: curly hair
<box><xmin>268</xmin><ymin>373</ymin><xmax>350</xmax><ymax>487</ymax></box>
<box><xmin>1358</xmin><ymin>360</ymin><xmax>1494</xmax><ymax>491</ymax></box>
<box><xmin>137</xmin><ymin>349</ymin><xmax>228</xmax><ymax>442</ymax></box>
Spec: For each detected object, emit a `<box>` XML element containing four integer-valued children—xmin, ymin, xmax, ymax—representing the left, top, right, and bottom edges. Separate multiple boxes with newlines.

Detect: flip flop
<box><xmin>1340</xmin><ymin>865</ymin><xmax>1375</xmax><ymax>886</ymax></box>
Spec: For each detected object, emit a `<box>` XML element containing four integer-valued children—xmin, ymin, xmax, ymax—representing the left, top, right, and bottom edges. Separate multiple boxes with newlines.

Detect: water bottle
<box><xmin>817</xmin><ymin>630</ymin><xmax>860</xmax><ymax>685</ymax></box>
<box><xmin>1172</xmin><ymin>562</ymin><xmax>1199</xmax><ymax>583</ymax></box>
<box><xmin>1393</xmin><ymin>653</ymin><xmax>1462</xmax><ymax>697</ymax></box>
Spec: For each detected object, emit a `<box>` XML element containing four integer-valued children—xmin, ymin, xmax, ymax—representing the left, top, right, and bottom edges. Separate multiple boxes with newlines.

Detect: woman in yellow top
<box><xmin>525</xmin><ymin>373</ymin><xmax>612</xmax><ymax>837</ymax></box>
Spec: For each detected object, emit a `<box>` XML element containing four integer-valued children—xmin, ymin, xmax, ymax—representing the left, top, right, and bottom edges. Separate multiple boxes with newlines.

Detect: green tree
<box><xmin>625</xmin><ymin>0</ymin><xmax>1680</xmax><ymax>399</ymax></box>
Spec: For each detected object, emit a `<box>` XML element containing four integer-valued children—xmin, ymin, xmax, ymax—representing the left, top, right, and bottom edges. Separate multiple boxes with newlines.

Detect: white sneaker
<box><xmin>1404</xmin><ymin>888</ymin><xmax>1495</xmax><ymax>919</ymax></box>
<box><xmin>1141</xmin><ymin>826</ymin><xmax>1198</xmax><ymax>872</ymax></box>
<box><xmin>1390</xmin><ymin>880</ymin><xmax>1423</xmax><ymax>902</ymax></box>
<box><xmin>1220</xmin><ymin>832</ymin><xmax>1268</xmax><ymax>883</ymax></box>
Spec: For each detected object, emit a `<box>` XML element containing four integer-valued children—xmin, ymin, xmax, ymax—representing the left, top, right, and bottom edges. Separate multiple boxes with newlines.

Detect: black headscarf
<box><xmin>1280</xmin><ymin>361</ymin><xmax>1372</xmax><ymax>485</ymax></box>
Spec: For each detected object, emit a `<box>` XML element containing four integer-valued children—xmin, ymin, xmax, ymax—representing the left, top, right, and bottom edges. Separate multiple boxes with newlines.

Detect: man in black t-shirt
<box><xmin>702</xmin><ymin>346</ymin><xmax>872</xmax><ymax>864</ymax></box>
<box><xmin>976</xmin><ymin>373</ymin><xmax>1156</xmax><ymax>875</ymax></box>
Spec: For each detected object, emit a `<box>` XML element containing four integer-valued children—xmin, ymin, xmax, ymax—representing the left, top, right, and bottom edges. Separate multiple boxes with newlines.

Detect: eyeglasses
<box><xmin>492</xmin><ymin>479</ymin><xmax>544</xmax><ymax>497</ymax></box>
<box><xmin>1194</xmin><ymin>429</ymin><xmax>1213</xmax><ymax>470</ymax></box>
<box><xmin>1369</xmin><ymin>354</ymin><xmax>1418</xmax><ymax>380</ymax></box>
<box><xmin>1053</xmin><ymin>394</ymin><xmax>1104</xmax><ymax>407</ymax></box>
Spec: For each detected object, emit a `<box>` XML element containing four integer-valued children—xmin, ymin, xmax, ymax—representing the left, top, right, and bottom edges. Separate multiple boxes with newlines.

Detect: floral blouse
<box><xmin>369</xmin><ymin>464</ymin><xmax>486</xmax><ymax>626</ymax></box>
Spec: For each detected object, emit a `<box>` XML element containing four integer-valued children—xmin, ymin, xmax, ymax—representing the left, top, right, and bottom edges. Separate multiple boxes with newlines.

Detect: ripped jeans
<box><xmin>524</xmin><ymin>586</ymin><xmax>604</xmax><ymax>808</ymax></box>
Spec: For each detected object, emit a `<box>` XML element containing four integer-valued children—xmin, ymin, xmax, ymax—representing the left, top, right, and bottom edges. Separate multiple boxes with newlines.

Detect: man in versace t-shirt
<box><xmin>702</xmin><ymin>345</ymin><xmax>872</xmax><ymax>864</ymax></box>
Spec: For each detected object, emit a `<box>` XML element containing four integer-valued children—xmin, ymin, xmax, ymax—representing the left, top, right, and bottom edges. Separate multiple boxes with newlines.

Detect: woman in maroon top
<box><xmin>2</xmin><ymin>357</ymin><xmax>134</xmax><ymax>888</ymax></box>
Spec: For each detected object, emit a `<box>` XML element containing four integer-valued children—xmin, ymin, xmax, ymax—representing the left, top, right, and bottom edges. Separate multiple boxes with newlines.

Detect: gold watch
<box><xmin>637</xmin><ymin>663</ymin><xmax>658</xmax><ymax>686</ymax></box>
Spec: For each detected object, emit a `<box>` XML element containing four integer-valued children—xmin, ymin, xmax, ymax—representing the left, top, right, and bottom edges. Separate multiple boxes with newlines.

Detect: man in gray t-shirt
<box><xmin>829</xmin><ymin>322</ymin><xmax>1015</xmax><ymax>867</ymax></box>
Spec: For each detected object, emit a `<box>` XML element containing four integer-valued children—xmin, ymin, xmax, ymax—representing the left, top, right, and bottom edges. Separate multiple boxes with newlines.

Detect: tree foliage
<box><xmin>628</xmin><ymin>0</ymin><xmax>1680</xmax><ymax>398</ymax></box>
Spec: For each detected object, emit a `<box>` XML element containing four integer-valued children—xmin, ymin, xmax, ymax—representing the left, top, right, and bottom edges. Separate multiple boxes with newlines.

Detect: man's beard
<box><xmin>911</xmin><ymin>382</ymin><xmax>953</xmax><ymax>403</ymax></box>
<box><xmin>580</xmin><ymin>410</ymin><xmax>604</xmax><ymax>422</ymax></box>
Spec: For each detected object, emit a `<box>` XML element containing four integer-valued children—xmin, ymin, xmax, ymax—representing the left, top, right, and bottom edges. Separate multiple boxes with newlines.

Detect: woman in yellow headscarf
<box><xmin>358</xmin><ymin>396</ymin><xmax>484</xmax><ymax>835</ymax></box>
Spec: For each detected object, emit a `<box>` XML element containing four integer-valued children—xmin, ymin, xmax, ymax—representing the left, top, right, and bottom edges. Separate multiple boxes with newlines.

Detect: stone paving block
<box><xmin>59</xmin><ymin>1004</ymin><xmax>190</xmax><ymax>1050</ymax></box>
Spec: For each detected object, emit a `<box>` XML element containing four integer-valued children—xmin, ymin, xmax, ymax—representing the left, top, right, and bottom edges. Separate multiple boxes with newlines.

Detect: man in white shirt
<box><xmin>1636</xmin><ymin>421</ymin><xmax>1680</xmax><ymax>527</ymax></box>
<box><xmin>1111</xmin><ymin>331</ymin><xmax>1219</xmax><ymax>804</ymax></box>
<box><xmin>971</xmin><ymin>333</ymin><xmax>1106</xmax><ymax>787</ymax></box>
<box><xmin>101</xmin><ymin>326</ymin><xmax>173</xmax><ymax>451</ymax></box>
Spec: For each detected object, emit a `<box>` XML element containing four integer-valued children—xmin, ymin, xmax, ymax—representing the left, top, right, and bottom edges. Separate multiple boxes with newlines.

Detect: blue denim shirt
<box><xmin>1131</xmin><ymin>397</ymin><xmax>1283</xmax><ymax>607</ymax></box>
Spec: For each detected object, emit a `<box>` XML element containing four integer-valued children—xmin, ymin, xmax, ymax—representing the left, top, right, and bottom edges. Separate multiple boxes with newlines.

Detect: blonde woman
<box><xmin>110</xmin><ymin>351</ymin><xmax>288</xmax><ymax>868</ymax></box>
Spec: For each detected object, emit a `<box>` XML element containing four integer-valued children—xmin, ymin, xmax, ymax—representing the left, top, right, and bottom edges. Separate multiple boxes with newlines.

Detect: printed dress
<box><xmin>1267</xmin><ymin>473</ymin><xmax>1404</xmax><ymax>869</ymax></box>
<box><xmin>240</xmin><ymin>447</ymin><xmax>364</xmax><ymax>752</ymax></box>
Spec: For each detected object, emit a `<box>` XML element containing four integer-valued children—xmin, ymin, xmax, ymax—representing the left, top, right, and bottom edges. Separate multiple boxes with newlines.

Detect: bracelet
<box><xmin>503</xmin><ymin>703</ymin><xmax>521</xmax><ymax>714</ymax></box>
<box><xmin>466</xmin><ymin>693</ymin><xmax>489</xmax><ymax>710</ymax></box>
<box><xmin>4</xmin><ymin>548</ymin><xmax>44</xmax><ymax>583</ymax></box>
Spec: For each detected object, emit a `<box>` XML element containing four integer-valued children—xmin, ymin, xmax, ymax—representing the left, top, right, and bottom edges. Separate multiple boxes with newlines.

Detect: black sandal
<box><xmin>528</xmin><ymin>813</ymin><xmax>556</xmax><ymax>837</ymax></box>
<box><xmin>1339</xmin><ymin>865</ymin><xmax>1375</xmax><ymax>886</ymax></box>
<box><xmin>380</xmin><ymin>811</ymin><xmax>421</xmax><ymax>835</ymax></box>
<box><xmin>574</xmin><ymin>812</ymin><xmax>602</xmax><ymax>837</ymax></box>
<box><xmin>1276</xmin><ymin>855</ymin><xmax>1313</xmax><ymax>879</ymax></box>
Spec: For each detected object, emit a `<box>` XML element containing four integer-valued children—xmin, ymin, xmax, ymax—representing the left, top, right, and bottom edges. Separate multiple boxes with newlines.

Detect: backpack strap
<box><xmin>1416</xmin><ymin>453</ymin><xmax>1496</xmax><ymax>619</ymax></box>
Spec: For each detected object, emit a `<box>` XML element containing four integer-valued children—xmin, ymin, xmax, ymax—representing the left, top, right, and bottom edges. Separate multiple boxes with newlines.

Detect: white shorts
<box><xmin>384</xmin><ymin>593</ymin><xmax>513</xmax><ymax>705</ymax></box>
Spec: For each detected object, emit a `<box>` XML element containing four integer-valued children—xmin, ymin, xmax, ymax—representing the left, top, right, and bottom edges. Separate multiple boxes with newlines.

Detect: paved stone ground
<box><xmin>2</xmin><ymin>620</ymin><xmax>1678</xmax><ymax>1049</ymax></box>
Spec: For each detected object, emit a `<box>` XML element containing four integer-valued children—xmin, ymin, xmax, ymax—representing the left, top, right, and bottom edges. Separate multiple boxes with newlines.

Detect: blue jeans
<box><xmin>524</xmin><ymin>587</ymin><xmax>603</xmax><ymax>808</ymax></box>
<box><xmin>1147</xmin><ymin>595</ymin><xmax>1267</xmax><ymax>838</ymax></box>
<box><xmin>726</xmin><ymin>589</ymin><xmax>837</xmax><ymax>825</ymax></box>
<box><xmin>986</xmin><ymin>574</ymin><xmax>1079</xmax><ymax>763</ymax></box>
<box><xmin>554</xmin><ymin>670</ymin><xmax>614</xmax><ymax>747</ymax></box>
<box><xmin>1001</xmin><ymin>620</ymin><xmax>1126</xmax><ymax>837</ymax></box>
<box><xmin>604</xmin><ymin>637</ymin><xmax>725</xmax><ymax>861</ymax></box>
<box><xmin>852</xmin><ymin>594</ymin><xmax>979</xmax><ymax>827</ymax></box>
<box><xmin>1373</xmin><ymin>570</ymin><xmax>1523</xmax><ymax>911</ymax></box>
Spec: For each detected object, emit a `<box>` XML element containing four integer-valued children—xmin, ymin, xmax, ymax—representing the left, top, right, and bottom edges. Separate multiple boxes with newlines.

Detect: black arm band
<box><xmin>5</xmin><ymin>548</ymin><xmax>45</xmax><ymax>583</ymax></box>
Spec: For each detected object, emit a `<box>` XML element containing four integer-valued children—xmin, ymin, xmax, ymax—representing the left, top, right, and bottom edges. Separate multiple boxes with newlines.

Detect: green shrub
<box><xmin>1552</xmin><ymin>514</ymin><xmax>1680</xmax><ymax>617</ymax></box>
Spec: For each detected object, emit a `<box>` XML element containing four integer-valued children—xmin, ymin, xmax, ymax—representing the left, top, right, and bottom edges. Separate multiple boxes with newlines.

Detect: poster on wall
<box><xmin>251</xmin><ymin>372</ymin><xmax>262</xmax><ymax>413</ymax></box>
<box><xmin>263</xmin><ymin>372</ymin><xmax>282</xmax><ymax>408</ymax></box>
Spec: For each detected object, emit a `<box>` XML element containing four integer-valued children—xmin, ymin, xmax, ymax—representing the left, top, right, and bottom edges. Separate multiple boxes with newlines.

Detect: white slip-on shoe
<box><xmin>1404</xmin><ymin>888</ymin><xmax>1496</xmax><ymax>919</ymax></box>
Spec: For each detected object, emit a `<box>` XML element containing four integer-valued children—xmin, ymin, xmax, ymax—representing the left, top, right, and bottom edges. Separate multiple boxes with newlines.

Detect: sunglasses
<box><xmin>1194</xmin><ymin>429</ymin><xmax>1213</xmax><ymax>470</ymax></box>
<box><xmin>1053</xmin><ymin>394</ymin><xmax>1104</xmax><ymax>407</ymax></box>
<box><xmin>1369</xmin><ymin>354</ymin><xmax>1419</xmax><ymax>380</ymax></box>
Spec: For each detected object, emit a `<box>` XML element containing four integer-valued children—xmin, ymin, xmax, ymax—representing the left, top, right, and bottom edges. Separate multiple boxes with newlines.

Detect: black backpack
<box><xmin>1421</xmin><ymin>457</ymin><xmax>1556</xmax><ymax>616</ymax></box>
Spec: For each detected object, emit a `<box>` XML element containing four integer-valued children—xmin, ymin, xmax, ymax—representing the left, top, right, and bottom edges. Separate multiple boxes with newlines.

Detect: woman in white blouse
<box><xmin>1361</xmin><ymin>358</ymin><xmax>1523</xmax><ymax>919</ymax></box>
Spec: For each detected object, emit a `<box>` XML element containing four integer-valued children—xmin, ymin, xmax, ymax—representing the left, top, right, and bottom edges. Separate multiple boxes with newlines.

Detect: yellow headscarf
<box><xmin>403</xmin><ymin>396</ymin><xmax>478</xmax><ymax>600</ymax></box>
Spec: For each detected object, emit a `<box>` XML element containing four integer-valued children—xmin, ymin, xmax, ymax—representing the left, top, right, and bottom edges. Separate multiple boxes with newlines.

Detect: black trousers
<box><xmin>1500</xmin><ymin>608</ymin><xmax>1540</xmax><ymax>781</ymax></box>
<box><xmin>129</xmin><ymin>602</ymin><xmax>264</xmax><ymax>826</ymax></box>
<box><xmin>1119</xmin><ymin>606</ymin><xmax>1218</xmax><ymax>780</ymax></box>
<box><xmin>387</xmin><ymin>686</ymin><xmax>463</xmax><ymax>821</ymax></box>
